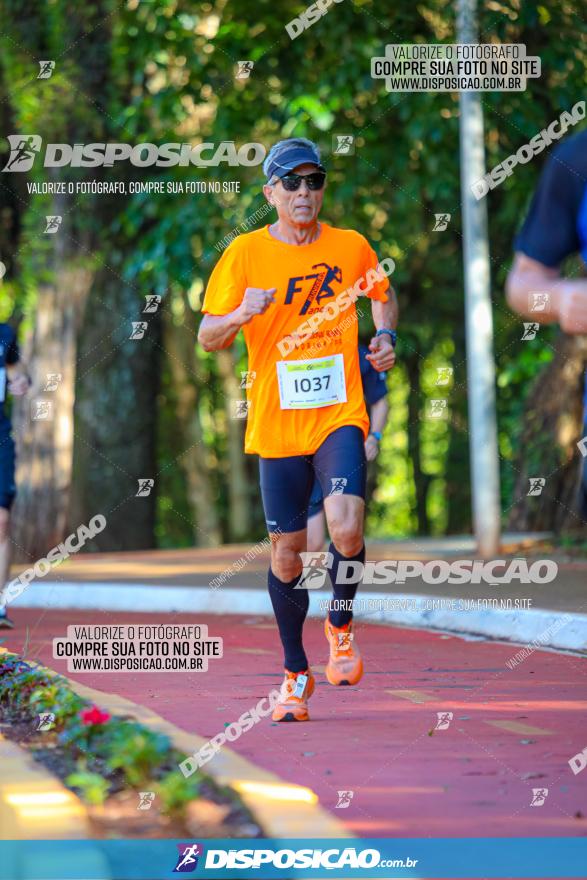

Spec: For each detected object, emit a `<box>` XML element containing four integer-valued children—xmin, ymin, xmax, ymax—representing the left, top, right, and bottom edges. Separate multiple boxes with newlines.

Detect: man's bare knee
<box><xmin>329</xmin><ymin>520</ymin><xmax>363</xmax><ymax>557</ymax></box>
<box><xmin>272</xmin><ymin>544</ymin><xmax>304</xmax><ymax>582</ymax></box>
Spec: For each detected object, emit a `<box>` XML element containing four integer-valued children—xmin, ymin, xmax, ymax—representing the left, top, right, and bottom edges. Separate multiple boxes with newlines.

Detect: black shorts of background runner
<box><xmin>0</xmin><ymin>429</ymin><xmax>16</xmax><ymax>510</ymax></box>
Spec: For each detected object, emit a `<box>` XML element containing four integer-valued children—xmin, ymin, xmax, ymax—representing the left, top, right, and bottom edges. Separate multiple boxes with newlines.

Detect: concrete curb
<box><xmin>0</xmin><ymin>657</ymin><xmax>110</xmax><ymax>873</ymax></box>
<box><xmin>0</xmin><ymin>649</ymin><xmax>90</xmax><ymax>842</ymax></box>
<box><xmin>0</xmin><ymin>736</ymin><xmax>110</xmax><ymax>876</ymax></box>
<box><xmin>10</xmin><ymin>581</ymin><xmax>587</xmax><ymax>653</ymax></box>
<box><xmin>0</xmin><ymin>732</ymin><xmax>92</xmax><ymax>840</ymax></box>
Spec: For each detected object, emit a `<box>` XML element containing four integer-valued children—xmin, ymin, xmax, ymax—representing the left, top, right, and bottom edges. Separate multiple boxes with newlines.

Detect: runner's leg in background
<box><xmin>306</xmin><ymin>510</ymin><xmax>326</xmax><ymax>553</ymax></box>
<box><xmin>0</xmin><ymin>431</ymin><xmax>16</xmax><ymax>626</ymax></box>
<box><xmin>306</xmin><ymin>478</ymin><xmax>326</xmax><ymax>552</ymax></box>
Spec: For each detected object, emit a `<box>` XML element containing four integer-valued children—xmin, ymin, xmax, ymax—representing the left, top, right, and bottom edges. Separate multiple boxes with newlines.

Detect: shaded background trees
<box><xmin>0</xmin><ymin>0</ymin><xmax>585</xmax><ymax>559</ymax></box>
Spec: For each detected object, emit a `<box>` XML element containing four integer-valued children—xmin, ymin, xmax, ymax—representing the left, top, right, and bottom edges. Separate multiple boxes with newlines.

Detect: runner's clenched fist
<box><xmin>237</xmin><ymin>287</ymin><xmax>277</xmax><ymax>324</ymax></box>
<box><xmin>367</xmin><ymin>334</ymin><xmax>396</xmax><ymax>372</ymax></box>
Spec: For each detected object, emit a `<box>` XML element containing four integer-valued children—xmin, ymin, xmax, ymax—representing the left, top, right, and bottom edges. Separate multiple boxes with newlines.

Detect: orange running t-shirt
<box><xmin>202</xmin><ymin>222</ymin><xmax>389</xmax><ymax>457</ymax></box>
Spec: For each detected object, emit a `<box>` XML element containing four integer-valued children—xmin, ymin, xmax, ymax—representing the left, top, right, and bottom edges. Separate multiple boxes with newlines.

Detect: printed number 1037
<box><xmin>293</xmin><ymin>374</ymin><xmax>331</xmax><ymax>393</ymax></box>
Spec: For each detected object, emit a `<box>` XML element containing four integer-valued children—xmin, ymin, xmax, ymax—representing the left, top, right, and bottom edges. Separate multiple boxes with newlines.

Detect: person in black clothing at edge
<box><xmin>506</xmin><ymin>128</ymin><xmax>587</xmax><ymax>518</ymax></box>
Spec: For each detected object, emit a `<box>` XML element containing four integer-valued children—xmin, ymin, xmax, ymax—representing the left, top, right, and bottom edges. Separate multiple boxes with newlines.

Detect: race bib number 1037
<box><xmin>276</xmin><ymin>354</ymin><xmax>347</xmax><ymax>410</ymax></box>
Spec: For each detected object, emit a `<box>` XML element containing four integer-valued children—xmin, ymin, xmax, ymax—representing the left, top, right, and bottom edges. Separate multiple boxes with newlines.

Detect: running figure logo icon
<box><xmin>432</xmin><ymin>213</ymin><xmax>451</xmax><ymax>231</ymax></box>
<box><xmin>335</xmin><ymin>790</ymin><xmax>354</xmax><ymax>808</ymax></box>
<box><xmin>434</xmin><ymin>711</ymin><xmax>453</xmax><ymax>731</ymax></box>
<box><xmin>435</xmin><ymin>366</ymin><xmax>453</xmax><ymax>386</ymax></box>
<box><xmin>2</xmin><ymin>135</ymin><xmax>42</xmax><ymax>172</ymax></box>
<box><xmin>236</xmin><ymin>61</ymin><xmax>254</xmax><ymax>79</ymax></box>
<box><xmin>332</xmin><ymin>135</ymin><xmax>355</xmax><ymax>155</ymax></box>
<box><xmin>35</xmin><ymin>712</ymin><xmax>55</xmax><ymax>731</ymax></box>
<box><xmin>137</xmin><ymin>791</ymin><xmax>156</xmax><ymax>810</ymax></box>
<box><xmin>529</xmin><ymin>292</ymin><xmax>550</xmax><ymax>312</ymax></box>
<box><xmin>31</xmin><ymin>400</ymin><xmax>53</xmax><ymax>420</ymax></box>
<box><xmin>527</xmin><ymin>477</ymin><xmax>546</xmax><ymax>496</ymax></box>
<box><xmin>44</xmin><ymin>216</ymin><xmax>62</xmax><ymax>234</ymax></box>
<box><xmin>428</xmin><ymin>399</ymin><xmax>448</xmax><ymax>419</ymax></box>
<box><xmin>136</xmin><ymin>479</ymin><xmax>155</xmax><ymax>497</ymax></box>
<box><xmin>173</xmin><ymin>843</ymin><xmax>203</xmax><ymax>872</ymax></box>
<box><xmin>130</xmin><ymin>321</ymin><xmax>148</xmax><ymax>340</ymax></box>
<box><xmin>530</xmin><ymin>788</ymin><xmax>549</xmax><ymax>806</ymax></box>
<box><xmin>285</xmin><ymin>262</ymin><xmax>343</xmax><ymax>315</ymax></box>
<box><xmin>143</xmin><ymin>295</ymin><xmax>162</xmax><ymax>313</ymax></box>
<box><xmin>43</xmin><ymin>372</ymin><xmax>62</xmax><ymax>391</ymax></box>
<box><xmin>329</xmin><ymin>477</ymin><xmax>348</xmax><ymax>496</ymax></box>
<box><xmin>37</xmin><ymin>61</ymin><xmax>55</xmax><ymax>79</ymax></box>
<box><xmin>312</xmin><ymin>263</ymin><xmax>342</xmax><ymax>299</ymax></box>
<box><xmin>296</xmin><ymin>551</ymin><xmax>334</xmax><ymax>590</ymax></box>
<box><xmin>232</xmin><ymin>400</ymin><xmax>250</xmax><ymax>419</ymax></box>
<box><xmin>522</xmin><ymin>322</ymin><xmax>539</xmax><ymax>340</ymax></box>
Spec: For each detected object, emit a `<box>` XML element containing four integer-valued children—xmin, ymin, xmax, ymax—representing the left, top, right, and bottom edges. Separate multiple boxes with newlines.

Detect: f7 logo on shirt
<box><xmin>285</xmin><ymin>263</ymin><xmax>343</xmax><ymax>314</ymax></box>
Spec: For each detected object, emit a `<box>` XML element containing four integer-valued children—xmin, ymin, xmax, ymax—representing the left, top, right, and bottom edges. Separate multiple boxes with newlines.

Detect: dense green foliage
<box><xmin>1</xmin><ymin>0</ymin><xmax>585</xmax><ymax>545</ymax></box>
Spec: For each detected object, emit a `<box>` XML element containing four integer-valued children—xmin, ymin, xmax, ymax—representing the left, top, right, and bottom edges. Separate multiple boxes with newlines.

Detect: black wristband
<box><xmin>375</xmin><ymin>328</ymin><xmax>397</xmax><ymax>348</ymax></box>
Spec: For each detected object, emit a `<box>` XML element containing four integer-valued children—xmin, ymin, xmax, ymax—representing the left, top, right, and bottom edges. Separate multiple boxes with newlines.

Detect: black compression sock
<box><xmin>267</xmin><ymin>566</ymin><xmax>309</xmax><ymax>672</ymax></box>
<box><xmin>327</xmin><ymin>541</ymin><xmax>365</xmax><ymax>627</ymax></box>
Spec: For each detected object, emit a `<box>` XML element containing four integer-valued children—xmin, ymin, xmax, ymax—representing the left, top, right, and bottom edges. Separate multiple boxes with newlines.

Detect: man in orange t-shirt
<box><xmin>199</xmin><ymin>137</ymin><xmax>397</xmax><ymax>722</ymax></box>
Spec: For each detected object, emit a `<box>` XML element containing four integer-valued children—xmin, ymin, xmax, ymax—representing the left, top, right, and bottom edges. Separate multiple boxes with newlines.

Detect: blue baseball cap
<box><xmin>263</xmin><ymin>138</ymin><xmax>325</xmax><ymax>182</ymax></box>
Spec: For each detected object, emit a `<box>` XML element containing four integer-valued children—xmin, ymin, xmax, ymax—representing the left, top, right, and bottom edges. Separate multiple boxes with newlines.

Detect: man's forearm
<box><xmin>369</xmin><ymin>397</ymin><xmax>389</xmax><ymax>434</ymax></box>
<box><xmin>507</xmin><ymin>268</ymin><xmax>564</xmax><ymax>322</ymax></box>
<box><xmin>198</xmin><ymin>308</ymin><xmax>245</xmax><ymax>352</ymax></box>
<box><xmin>371</xmin><ymin>289</ymin><xmax>398</xmax><ymax>330</ymax></box>
<box><xmin>506</xmin><ymin>252</ymin><xmax>587</xmax><ymax>334</ymax></box>
<box><xmin>506</xmin><ymin>261</ymin><xmax>587</xmax><ymax>323</ymax></box>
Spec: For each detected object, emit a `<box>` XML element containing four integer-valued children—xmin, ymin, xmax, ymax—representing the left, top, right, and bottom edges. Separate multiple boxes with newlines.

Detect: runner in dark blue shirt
<box><xmin>306</xmin><ymin>342</ymin><xmax>391</xmax><ymax>551</ymax></box>
<box><xmin>0</xmin><ymin>323</ymin><xmax>29</xmax><ymax>628</ymax></box>
<box><xmin>506</xmin><ymin>129</ymin><xmax>587</xmax><ymax>517</ymax></box>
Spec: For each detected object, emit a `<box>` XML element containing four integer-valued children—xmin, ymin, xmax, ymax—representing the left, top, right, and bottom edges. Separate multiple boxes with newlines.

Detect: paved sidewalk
<box><xmin>4</xmin><ymin>608</ymin><xmax>586</xmax><ymax>840</ymax></box>
<box><xmin>8</xmin><ymin>537</ymin><xmax>587</xmax><ymax>651</ymax></box>
<box><xmin>10</xmin><ymin>534</ymin><xmax>585</xmax><ymax>613</ymax></box>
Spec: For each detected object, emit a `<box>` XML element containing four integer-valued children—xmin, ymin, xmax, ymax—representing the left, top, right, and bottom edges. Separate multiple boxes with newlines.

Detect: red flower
<box><xmin>80</xmin><ymin>705</ymin><xmax>111</xmax><ymax>726</ymax></box>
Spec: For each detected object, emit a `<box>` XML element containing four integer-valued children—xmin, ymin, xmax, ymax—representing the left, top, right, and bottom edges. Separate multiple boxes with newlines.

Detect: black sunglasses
<box><xmin>278</xmin><ymin>171</ymin><xmax>326</xmax><ymax>191</ymax></box>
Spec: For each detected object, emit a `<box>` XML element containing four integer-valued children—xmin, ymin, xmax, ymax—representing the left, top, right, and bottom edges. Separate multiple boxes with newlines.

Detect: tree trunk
<box><xmin>445</xmin><ymin>372</ymin><xmax>472</xmax><ymax>534</ymax></box>
<box><xmin>163</xmin><ymin>304</ymin><xmax>221</xmax><ymax>547</ymax></box>
<box><xmin>10</xmin><ymin>187</ymin><xmax>93</xmax><ymax>560</ymax></box>
<box><xmin>69</xmin><ymin>271</ymin><xmax>161</xmax><ymax>550</ymax></box>
<box><xmin>405</xmin><ymin>354</ymin><xmax>430</xmax><ymax>534</ymax></box>
<box><xmin>217</xmin><ymin>348</ymin><xmax>249</xmax><ymax>541</ymax></box>
<box><xmin>4</xmin><ymin>0</ymin><xmax>162</xmax><ymax>556</ymax></box>
<box><xmin>507</xmin><ymin>333</ymin><xmax>587</xmax><ymax>532</ymax></box>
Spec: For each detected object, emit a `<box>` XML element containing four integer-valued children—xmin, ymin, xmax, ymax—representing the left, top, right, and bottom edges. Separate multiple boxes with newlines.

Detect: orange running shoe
<box><xmin>271</xmin><ymin>669</ymin><xmax>315</xmax><ymax>722</ymax></box>
<box><xmin>324</xmin><ymin>618</ymin><xmax>363</xmax><ymax>686</ymax></box>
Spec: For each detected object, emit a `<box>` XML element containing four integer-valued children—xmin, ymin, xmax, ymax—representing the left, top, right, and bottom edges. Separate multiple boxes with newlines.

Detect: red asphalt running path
<box><xmin>4</xmin><ymin>609</ymin><xmax>587</xmax><ymax>839</ymax></box>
